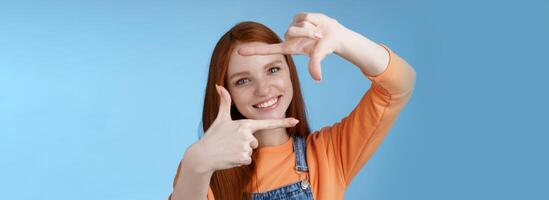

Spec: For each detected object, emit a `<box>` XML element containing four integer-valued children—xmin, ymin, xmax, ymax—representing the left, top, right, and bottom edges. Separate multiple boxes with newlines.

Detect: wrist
<box><xmin>334</xmin><ymin>28</ymin><xmax>389</xmax><ymax>76</ymax></box>
<box><xmin>172</xmin><ymin>142</ymin><xmax>214</xmax><ymax>200</ymax></box>
<box><xmin>333</xmin><ymin>25</ymin><xmax>355</xmax><ymax>56</ymax></box>
<box><xmin>181</xmin><ymin>142</ymin><xmax>215</xmax><ymax>176</ymax></box>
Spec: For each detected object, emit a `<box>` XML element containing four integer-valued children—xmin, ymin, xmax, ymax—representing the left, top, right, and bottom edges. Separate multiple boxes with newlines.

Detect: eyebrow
<box><xmin>228</xmin><ymin>60</ymin><xmax>283</xmax><ymax>81</ymax></box>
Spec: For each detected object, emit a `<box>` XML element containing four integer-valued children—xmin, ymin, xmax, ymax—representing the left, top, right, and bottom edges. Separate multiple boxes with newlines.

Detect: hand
<box><xmin>191</xmin><ymin>85</ymin><xmax>299</xmax><ymax>172</ymax></box>
<box><xmin>238</xmin><ymin>12</ymin><xmax>349</xmax><ymax>82</ymax></box>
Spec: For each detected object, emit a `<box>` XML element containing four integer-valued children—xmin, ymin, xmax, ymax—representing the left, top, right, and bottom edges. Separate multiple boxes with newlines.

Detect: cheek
<box><xmin>230</xmin><ymin>89</ymin><xmax>254</xmax><ymax>111</ymax></box>
<box><xmin>285</xmin><ymin>83</ymin><xmax>293</xmax><ymax>104</ymax></box>
<box><xmin>274</xmin><ymin>73</ymin><xmax>294</xmax><ymax>105</ymax></box>
<box><xmin>282</xmin><ymin>72</ymin><xmax>294</xmax><ymax>96</ymax></box>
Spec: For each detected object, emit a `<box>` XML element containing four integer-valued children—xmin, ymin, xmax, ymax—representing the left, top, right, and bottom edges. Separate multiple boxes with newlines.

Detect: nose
<box><xmin>253</xmin><ymin>79</ymin><xmax>272</xmax><ymax>97</ymax></box>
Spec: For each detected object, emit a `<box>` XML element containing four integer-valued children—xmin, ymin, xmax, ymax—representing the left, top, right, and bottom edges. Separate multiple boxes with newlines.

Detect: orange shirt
<box><xmin>170</xmin><ymin>44</ymin><xmax>416</xmax><ymax>199</ymax></box>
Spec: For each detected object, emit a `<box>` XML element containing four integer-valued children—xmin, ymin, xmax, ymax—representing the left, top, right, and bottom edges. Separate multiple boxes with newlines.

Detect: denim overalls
<box><xmin>251</xmin><ymin>135</ymin><xmax>314</xmax><ymax>200</ymax></box>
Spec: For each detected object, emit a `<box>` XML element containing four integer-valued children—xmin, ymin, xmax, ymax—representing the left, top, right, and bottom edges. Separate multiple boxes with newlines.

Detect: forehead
<box><xmin>227</xmin><ymin>42</ymin><xmax>286</xmax><ymax>75</ymax></box>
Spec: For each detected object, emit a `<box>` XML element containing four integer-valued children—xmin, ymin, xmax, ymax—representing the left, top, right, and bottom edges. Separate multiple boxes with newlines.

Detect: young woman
<box><xmin>169</xmin><ymin>12</ymin><xmax>416</xmax><ymax>200</ymax></box>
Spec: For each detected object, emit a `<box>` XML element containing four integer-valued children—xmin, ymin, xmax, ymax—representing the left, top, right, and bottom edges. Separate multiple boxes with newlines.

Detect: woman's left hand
<box><xmin>238</xmin><ymin>12</ymin><xmax>350</xmax><ymax>82</ymax></box>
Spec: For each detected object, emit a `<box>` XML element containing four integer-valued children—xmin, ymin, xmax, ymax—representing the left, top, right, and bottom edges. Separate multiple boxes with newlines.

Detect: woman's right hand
<box><xmin>188</xmin><ymin>84</ymin><xmax>299</xmax><ymax>173</ymax></box>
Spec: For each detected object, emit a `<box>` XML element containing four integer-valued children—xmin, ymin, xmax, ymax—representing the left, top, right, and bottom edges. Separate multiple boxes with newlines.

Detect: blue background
<box><xmin>1</xmin><ymin>0</ymin><xmax>548</xmax><ymax>199</ymax></box>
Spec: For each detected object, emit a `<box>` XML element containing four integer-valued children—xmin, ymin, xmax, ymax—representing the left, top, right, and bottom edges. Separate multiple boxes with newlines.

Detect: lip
<box><xmin>252</xmin><ymin>95</ymin><xmax>282</xmax><ymax>112</ymax></box>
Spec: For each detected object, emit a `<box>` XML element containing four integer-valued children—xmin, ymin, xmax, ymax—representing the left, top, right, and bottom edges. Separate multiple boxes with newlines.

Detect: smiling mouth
<box><xmin>252</xmin><ymin>95</ymin><xmax>282</xmax><ymax>110</ymax></box>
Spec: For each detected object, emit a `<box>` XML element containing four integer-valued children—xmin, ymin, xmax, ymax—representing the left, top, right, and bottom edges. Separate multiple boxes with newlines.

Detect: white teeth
<box><xmin>255</xmin><ymin>97</ymin><xmax>278</xmax><ymax>108</ymax></box>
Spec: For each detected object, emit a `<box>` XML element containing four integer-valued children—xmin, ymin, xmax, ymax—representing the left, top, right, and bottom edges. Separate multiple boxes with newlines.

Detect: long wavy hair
<box><xmin>202</xmin><ymin>21</ymin><xmax>311</xmax><ymax>199</ymax></box>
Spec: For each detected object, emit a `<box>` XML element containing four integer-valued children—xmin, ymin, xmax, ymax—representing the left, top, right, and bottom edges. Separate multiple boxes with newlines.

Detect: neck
<box><xmin>254</xmin><ymin>128</ymin><xmax>289</xmax><ymax>147</ymax></box>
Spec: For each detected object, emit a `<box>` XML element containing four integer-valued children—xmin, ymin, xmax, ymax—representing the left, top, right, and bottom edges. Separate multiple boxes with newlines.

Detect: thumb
<box><xmin>308</xmin><ymin>54</ymin><xmax>325</xmax><ymax>82</ymax></box>
<box><xmin>308</xmin><ymin>40</ymin><xmax>329</xmax><ymax>82</ymax></box>
<box><xmin>215</xmin><ymin>84</ymin><xmax>232</xmax><ymax>120</ymax></box>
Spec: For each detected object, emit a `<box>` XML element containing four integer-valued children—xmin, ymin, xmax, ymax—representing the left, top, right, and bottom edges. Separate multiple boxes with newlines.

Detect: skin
<box><xmin>172</xmin><ymin>12</ymin><xmax>390</xmax><ymax>200</ymax></box>
<box><xmin>227</xmin><ymin>42</ymin><xmax>294</xmax><ymax>147</ymax></box>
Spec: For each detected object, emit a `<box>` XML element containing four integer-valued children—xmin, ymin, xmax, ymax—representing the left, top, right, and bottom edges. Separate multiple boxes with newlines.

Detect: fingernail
<box><xmin>216</xmin><ymin>84</ymin><xmax>222</xmax><ymax>93</ymax></box>
<box><xmin>291</xmin><ymin>119</ymin><xmax>299</xmax><ymax>124</ymax></box>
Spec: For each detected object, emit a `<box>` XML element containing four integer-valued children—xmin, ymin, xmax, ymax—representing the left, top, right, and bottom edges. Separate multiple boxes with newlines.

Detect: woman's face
<box><xmin>226</xmin><ymin>42</ymin><xmax>294</xmax><ymax>120</ymax></box>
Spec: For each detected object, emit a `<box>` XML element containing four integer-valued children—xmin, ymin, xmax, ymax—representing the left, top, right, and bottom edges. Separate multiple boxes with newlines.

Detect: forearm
<box><xmin>336</xmin><ymin>27</ymin><xmax>390</xmax><ymax>77</ymax></box>
<box><xmin>171</xmin><ymin>144</ymin><xmax>213</xmax><ymax>200</ymax></box>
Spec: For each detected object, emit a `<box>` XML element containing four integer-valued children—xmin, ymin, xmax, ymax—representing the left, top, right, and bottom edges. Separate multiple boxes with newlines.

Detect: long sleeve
<box><xmin>308</xmin><ymin>44</ymin><xmax>416</xmax><ymax>187</ymax></box>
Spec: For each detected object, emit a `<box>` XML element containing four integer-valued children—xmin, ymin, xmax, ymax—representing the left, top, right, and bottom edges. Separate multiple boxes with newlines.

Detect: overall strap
<box><xmin>292</xmin><ymin>135</ymin><xmax>309</xmax><ymax>172</ymax></box>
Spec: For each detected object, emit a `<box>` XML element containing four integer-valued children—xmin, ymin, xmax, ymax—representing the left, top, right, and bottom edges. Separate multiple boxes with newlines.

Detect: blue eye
<box><xmin>235</xmin><ymin>78</ymin><xmax>250</xmax><ymax>86</ymax></box>
<box><xmin>268</xmin><ymin>66</ymin><xmax>281</xmax><ymax>74</ymax></box>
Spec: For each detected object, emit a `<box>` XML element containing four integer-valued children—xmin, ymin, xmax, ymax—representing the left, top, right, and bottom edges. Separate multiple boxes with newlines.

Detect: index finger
<box><xmin>240</xmin><ymin>118</ymin><xmax>299</xmax><ymax>132</ymax></box>
<box><xmin>238</xmin><ymin>43</ymin><xmax>284</xmax><ymax>56</ymax></box>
